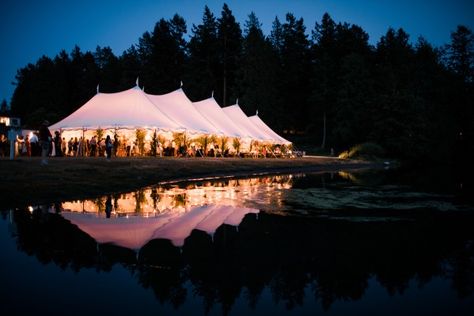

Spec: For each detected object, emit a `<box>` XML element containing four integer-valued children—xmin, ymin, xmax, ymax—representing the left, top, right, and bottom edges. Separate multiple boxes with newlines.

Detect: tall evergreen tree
<box><xmin>278</xmin><ymin>13</ymin><xmax>311</xmax><ymax>132</ymax></box>
<box><xmin>217</xmin><ymin>3</ymin><xmax>242</xmax><ymax>106</ymax></box>
<box><xmin>0</xmin><ymin>99</ymin><xmax>7</xmax><ymax>114</ymax></box>
<box><xmin>309</xmin><ymin>13</ymin><xmax>338</xmax><ymax>147</ymax></box>
<box><xmin>371</xmin><ymin>28</ymin><xmax>428</xmax><ymax>158</ymax></box>
<box><xmin>269</xmin><ymin>16</ymin><xmax>284</xmax><ymax>56</ymax></box>
<box><xmin>119</xmin><ymin>45</ymin><xmax>141</xmax><ymax>90</ymax></box>
<box><xmin>69</xmin><ymin>47</ymin><xmax>99</xmax><ymax>113</ymax></box>
<box><xmin>445</xmin><ymin>25</ymin><xmax>474</xmax><ymax>161</ymax></box>
<box><xmin>446</xmin><ymin>25</ymin><xmax>474</xmax><ymax>83</ymax></box>
<box><xmin>94</xmin><ymin>46</ymin><xmax>120</xmax><ymax>92</ymax></box>
<box><xmin>236</xmin><ymin>12</ymin><xmax>280</xmax><ymax>126</ymax></box>
<box><xmin>333</xmin><ymin>53</ymin><xmax>375</xmax><ymax>148</ymax></box>
<box><xmin>185</xmin><ymin>5</ymin><xmax>219</xmax><ymax>101</ymax></box>
<box><xmin>138</xmin><ymin>15</ymin><xmax>187</xmax><ymax>94</ymax></box>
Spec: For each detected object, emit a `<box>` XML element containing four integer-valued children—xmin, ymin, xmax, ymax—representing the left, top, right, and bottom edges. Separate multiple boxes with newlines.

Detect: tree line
<box><xmin>7</xmin><ymin>4</ymin><xmax>474</xmax><ymax>163</ymax></box>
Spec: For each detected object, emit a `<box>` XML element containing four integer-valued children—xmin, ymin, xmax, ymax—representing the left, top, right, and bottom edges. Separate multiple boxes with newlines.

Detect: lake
<box><xmin>1</xmin><ymin>168</ymin><xmax>473</xmax><ymax>315</ymax></box>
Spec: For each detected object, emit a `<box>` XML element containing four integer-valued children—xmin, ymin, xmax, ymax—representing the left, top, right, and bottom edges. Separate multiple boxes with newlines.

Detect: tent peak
<box><xmin>135</xmin><ymin>77</ymin><xmax>139</xmax><ymax>87</ymax></box>
<box><xmin>96</xmin><ymin>84</ymin><xmax>99</xmax><ymax>94</ymax></box>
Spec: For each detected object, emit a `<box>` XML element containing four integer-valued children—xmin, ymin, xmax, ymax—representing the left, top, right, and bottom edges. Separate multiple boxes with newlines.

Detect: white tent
<box><xmin>146</xmin><ymin>89</ymin><xmax>221</xmax><ymax>135</ymax></box>
<box><xmin>249</xmin><ymin>115</ymin><xmax>291</xmax><ymax>145</ymax></box>
<box><xmin>193</xmin><ymin>97</ymin><xmax>251</xmax><ymax>139</ymax></box>
<box><xmin>222</xmin><ymin>103</ymin><xmax>274</xmax><ymax>142</ymax></box>
<box><xmin>48</xmin><ymin>83</ymin><xmax>291</xmax><ymax>153</ymax></box>
<box><xmin>49</xmin><ymin>86</ymin><xmax>183</xmax><ymax>132</ymax></box>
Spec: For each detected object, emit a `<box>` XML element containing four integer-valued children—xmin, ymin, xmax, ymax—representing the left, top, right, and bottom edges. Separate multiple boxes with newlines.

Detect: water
<box><xmin>1</xmin><ymin>169</ymin><xmax>473</xmax><ymax>315</ymax></box>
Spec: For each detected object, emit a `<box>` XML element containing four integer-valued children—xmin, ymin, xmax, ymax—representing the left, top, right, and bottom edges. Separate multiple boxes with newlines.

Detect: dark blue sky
<box><xmin>1</xmin><ymin>0</ymin><xmax>473</xmax><ymax>104</ymax></box>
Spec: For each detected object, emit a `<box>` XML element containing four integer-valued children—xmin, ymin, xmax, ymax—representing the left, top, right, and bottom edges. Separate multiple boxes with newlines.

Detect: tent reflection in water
<box><xmin>62</xmin><ymin>204</ymin><xmax>259</xmax><ymax>250</ymax></box>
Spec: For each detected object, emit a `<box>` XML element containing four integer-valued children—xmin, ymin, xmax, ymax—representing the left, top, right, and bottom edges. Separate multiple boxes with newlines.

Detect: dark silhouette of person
<box><xmin>105</xmin><ymin>195</ymin><xmax>113</xmax><ymax>218</ymax></box>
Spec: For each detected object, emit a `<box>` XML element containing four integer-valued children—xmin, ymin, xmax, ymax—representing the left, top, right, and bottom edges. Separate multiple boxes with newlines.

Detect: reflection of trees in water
<box><xmin>10</xmin><ymin>207</ymin><xmax>97</xmax><ymax>271</ymax></box>
<box><xmin>6</xmin><ymin>208</ymin><xmax>474</xmax><ymax>313</ymax></box>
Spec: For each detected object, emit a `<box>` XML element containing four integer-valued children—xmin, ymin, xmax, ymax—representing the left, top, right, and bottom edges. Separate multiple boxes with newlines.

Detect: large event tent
<box><xmin>146</xmin><ymin>88</ymin><xmax>221</xmax><ymax>135</ymax></box>
<box><xmin>249</xmin><ymin>115</ymin><xmax>291</xmax><ymax>145</ymax></box>
<box><xmin>222</xmin><ymin>103</ymin><xmax>274</xmax><ymax>142</ymax></box>
<box><xmin>49</xmin><ymin>86</ymin><xmax>182</xmax><ymax>132</ymax></box>
<box><xmin>193</xmin><ymin>97</ymin><xmax>251</xmax><ymax>139</ymax></box>
<box><xmin>49</xmin><ymin>83</ymin><xmax>291</xmax><ymax>154</ymax></box>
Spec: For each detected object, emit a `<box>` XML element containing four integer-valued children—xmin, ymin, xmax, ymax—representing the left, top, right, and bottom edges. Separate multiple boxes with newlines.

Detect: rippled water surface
<box><xmin>1</xmin><ymin>169</ymin><xmax>473</xmax><ymax>315</ymax></box>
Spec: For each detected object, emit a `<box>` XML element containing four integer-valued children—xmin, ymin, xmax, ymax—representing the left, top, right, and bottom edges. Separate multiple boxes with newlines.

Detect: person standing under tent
<box><xmin>38</xmin><ymin>120</ymin><xmax>52</xmax><ymax>165</ymax></box>
<box><xmin>53</xmin><ymin>131</ymin><xmax>62</xmax><ymax>157</ymax></box>
<box><xmin>89</xmin><ymin>136</ymin><xmax>97</xmax><ymax>157</ymax></box>
<box><xmin>61</xmin><ymin>137</ymin><xmax>66</xmax><ymax>156</ymax></box>
<box><xmin>67</xmin><ymin>138</ymin><xmax>73</xmax><ymax>156</ymax></box>
<box><xmin>105</xmin><ymin>135</ymin><xmax>113</xmax><ymax>160</ymax></box>
<box><xmin>30</xmin><ymin>132</ymin><xmax>39</xmax><ymax>156</ymax></box>
<box><xmin>25</xmin><ymin>134</ymin><xmax>31</xmax><ymax>157</ymax></box>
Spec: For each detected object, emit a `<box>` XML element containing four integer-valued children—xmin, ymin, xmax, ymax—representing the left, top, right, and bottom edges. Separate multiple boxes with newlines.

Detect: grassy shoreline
<box><xmin>0</xmin><ymin>156</ymin><xmax>383</xmax><ymax>208</ymax></box>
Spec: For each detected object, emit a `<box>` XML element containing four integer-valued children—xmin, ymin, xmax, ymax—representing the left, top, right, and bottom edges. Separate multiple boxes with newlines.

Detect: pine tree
<box><xmin>138</xmin><ymin>15</ymin><xmax>187</xmax><ymax>94</ymax></box>
<box><xmin>269</xmin><ymin>16</ymin><xmax>284</xmax><ymax>55</ymax></box>
<box><xmin>94</xmin><ymin>46</ymin><xmax>120</xmax><ymax>92</ymax></box>
<box><xmin>119</xmin><ymin>45</ymin><xmax>141</xmax><ymax>90</ymax></box>
<box><xmin>447</xmin><ymin>25</ymin><xmax>474</xmax><ymax>83</ymax></box>
<box><xmin>0</xmin><ymin>99</ymin><xmax>7</xmax><ymax>115</ymax></box>
<box><xmin>445</xmin><ymin>25</ymin><xmax>474</xmax><ymax>160</ymax></box>
<box><xmin>280</xmin><ymin>13</ymin><xmax>311</xmax><ymax>131</ymax></box>
<box><xmin>217</xmin><ymin>3</ymin><xmax>242</xmax><ymax>106</ymax></box>
<box><xmin>237</xmin><ymin>12</ymin><xmax>281</xmax><ymax>129</ymax></box>
<box><xmin>185</xmin><ymin>5</ymin><xmax>219</xmax><ymax>101</ymax></box>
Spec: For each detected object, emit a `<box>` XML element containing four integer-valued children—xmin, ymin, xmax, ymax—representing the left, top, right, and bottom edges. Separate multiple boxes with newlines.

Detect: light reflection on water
<box><xmin>2</xmin><ymin>170</ymin><xmax>474</xmax><ymax>316</ymax></box>
<box><xmin>25</xmin><ymin>171</ymin><xmax>471</xmax><ymax>251</ymax></box>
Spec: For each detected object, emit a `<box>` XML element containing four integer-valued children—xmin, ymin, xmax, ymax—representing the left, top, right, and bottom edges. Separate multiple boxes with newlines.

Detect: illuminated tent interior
<box><xmin>49</xmin><ymin>83</ymin><xmax>290</xmax><ymax>154</ymax></box>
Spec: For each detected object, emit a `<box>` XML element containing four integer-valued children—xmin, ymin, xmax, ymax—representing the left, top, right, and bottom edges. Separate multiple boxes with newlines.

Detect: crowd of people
<box><xmin>3</xmin><ymin>122</ymin><xmax>290</xmax><ymax>163</ymax></box>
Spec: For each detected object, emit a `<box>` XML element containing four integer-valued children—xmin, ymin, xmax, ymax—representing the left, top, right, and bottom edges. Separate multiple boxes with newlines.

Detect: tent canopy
<box><xmin>49</xmin><ymin>86</ymin><xmax>183</xmax><ymax>132</ymax></box>
<box><xmin>249</xmin><ymin>115</ymin><xmax>291</xmax><ymax>145</ymax></box>
<box><xmin>49</xmin><ymin>84</ymin><xmax>291</xmax><ymax>147</ymax></box>
<box><xmin>222</xmin><ymin>104</ymin><xmax>274</xmax><ymax>142</ymax></box>
<box><xmin>146</xmin><ymin>89</ymin><xmax>221</xmax><ymax>135</ymax></box>
<box><xmin>193</xmin><ymin>97</ymin><xmax>251</xmax><ymax>139</ymax></box>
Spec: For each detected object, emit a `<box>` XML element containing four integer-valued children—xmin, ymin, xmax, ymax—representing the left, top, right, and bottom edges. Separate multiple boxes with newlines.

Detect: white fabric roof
<box><xmin>193</xmin><ymin>97</ymin><xmax>251</xmax><ymax>138</ymax></box>
<box><xmin>249</xmin><ymin>115</ymin><xmax>291</xmax><ymax>145</ymax></box>
<box><xmin>146</xmin><ymin>89</ymin><xmax>221</xmax><ymax>135</ymax></box>
<box><xmin>49</xmin><ymin>86</ymin><xmax>182</xmax><ymax>131</ymax></box>
<box><xmin>222</xmin><ymin>104</ymin><xmax>274</xmax><ymax>142</ymax></box>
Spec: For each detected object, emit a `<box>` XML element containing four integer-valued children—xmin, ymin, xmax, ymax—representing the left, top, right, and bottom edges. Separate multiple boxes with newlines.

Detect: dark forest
<box><xmin>4</xmin><ymin>4</ymin><xmax>474</xmax><ymax>163</ymax></box>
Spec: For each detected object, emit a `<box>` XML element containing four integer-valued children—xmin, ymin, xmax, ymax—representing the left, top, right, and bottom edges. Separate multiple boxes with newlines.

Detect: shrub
<box><xmin>339</xmin><ymin>142</ymin><xmax>385</xmax><ymax>160</ymax></box>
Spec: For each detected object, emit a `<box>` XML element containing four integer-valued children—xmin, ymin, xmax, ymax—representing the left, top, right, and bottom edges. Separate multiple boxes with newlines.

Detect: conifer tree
<box><xmin>237</xmin><ymin>12</ymin><xmax>280</xmax><ymax>128</ymax></box>
<box><xmin>217</xmin><ymin>3</ymin><xmax>242</xmax><ymax>106</ymax></box>
<box><xmin>185</xmin><ymin>5</ymin><xmax>219</xmax><ymax>101</ymax></box>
